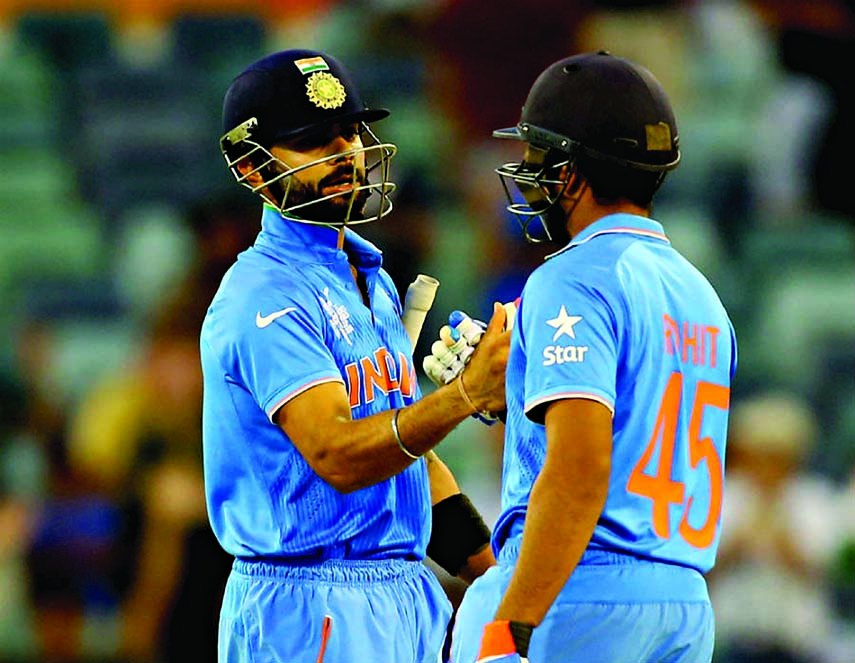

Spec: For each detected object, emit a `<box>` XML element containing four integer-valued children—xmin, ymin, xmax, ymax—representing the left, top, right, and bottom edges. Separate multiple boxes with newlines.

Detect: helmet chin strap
<box><xmin>513</xmin><ymin>147</ymin><xmax>577</xmax><ymax>244</ymax></box>
<box><xmin>541</xmin><ymin>200</ymin><xmax>571</xmax><ymax>245</ymax></box>
<box><xmin>523</xmin><ymin>167</ymin><xmax>575</xmax><ymax>245</ymax></box>
<box><xmin>545</xmin><ymin>177</ymin><xmax>586</xmax><ymax>244</ymax></box>
<box><xmin>337</xmin><ymin>161</ymin><xmax>361</xmax><ymax>250</ymax></box>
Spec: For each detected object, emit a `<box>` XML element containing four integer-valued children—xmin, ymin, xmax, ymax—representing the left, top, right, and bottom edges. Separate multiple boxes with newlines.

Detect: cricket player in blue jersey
<box><xmin>200</xmin><ymin>49</ymin><xmax>510</xmax><ymax>663</ymax></box>
<box><xmin>446</xmin><ymin>52</ymin><xmax>738</xmax><ymax>663</ymax></box>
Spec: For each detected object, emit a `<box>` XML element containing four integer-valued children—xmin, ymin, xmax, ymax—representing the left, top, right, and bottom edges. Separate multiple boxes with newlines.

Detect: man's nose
<box><xmin>331</xmin><ymin>129</ymin><xmax>361</xmax><ymax>152</ymax></box>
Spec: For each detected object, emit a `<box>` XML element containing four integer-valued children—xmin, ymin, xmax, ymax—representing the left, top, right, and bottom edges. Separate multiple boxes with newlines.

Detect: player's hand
<box><xmin>476</xmin><ymin>620</ymin><xmax>533</xmax><ymax>663</ymax></box>
<box><xmin>456</xmin><ymin>303</ymin><xmax>511</xmax><ymax>416</ymax></box>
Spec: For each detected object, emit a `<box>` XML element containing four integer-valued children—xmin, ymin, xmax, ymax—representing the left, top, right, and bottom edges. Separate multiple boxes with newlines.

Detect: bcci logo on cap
<box><xmin>306</xmin><ymin>72</ymin><xmax>346</xmax><ymax>110</ymax></box>
<box><xmin>293</xmin><ymin>56</ymin><xmax>347</xmax><ymax>110</ymax></box>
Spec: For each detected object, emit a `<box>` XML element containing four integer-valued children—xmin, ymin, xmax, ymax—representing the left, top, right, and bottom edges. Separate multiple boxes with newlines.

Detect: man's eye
<box><xmin>294</xmin><ymin>135</ymin><xmax>325</xmax><ymax>150</ymax></box>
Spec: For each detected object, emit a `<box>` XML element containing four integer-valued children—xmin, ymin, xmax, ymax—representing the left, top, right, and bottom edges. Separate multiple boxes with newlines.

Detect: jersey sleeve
<box><xmin>232</xmin><ymin>289</ymin><xmax>343</xmax><ymax>421</ymax></box>
<box><xmin>519</xmin><ymin>265</ymin><xmax>619</xmax><ymax>423</ymax></box>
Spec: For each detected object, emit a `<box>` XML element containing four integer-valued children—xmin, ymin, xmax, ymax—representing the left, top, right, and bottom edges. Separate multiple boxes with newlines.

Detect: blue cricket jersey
<box><xmin>493</xmin><ymin>213</ymin><xmax>737</xmax><ymax>573</ymax></box>
<box><xmin>200</xmin><ymin>206</ymin><xmax>429</xmax><ymax>561</ymax></box>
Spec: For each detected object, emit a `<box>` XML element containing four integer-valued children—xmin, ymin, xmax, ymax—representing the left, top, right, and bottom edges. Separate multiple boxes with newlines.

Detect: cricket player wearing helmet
<box><xmin>450</xmin><ymin>51</ymin><xmax>738</xmax><ymax>663</ymax></box>
<box><xmin>201</xmin><ymin>49</ymin><xmax>510</xmax><ymax>663</ymax></box>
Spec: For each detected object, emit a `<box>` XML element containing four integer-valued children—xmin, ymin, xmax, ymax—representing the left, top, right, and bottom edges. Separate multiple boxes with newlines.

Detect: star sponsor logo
<box><xmin>546</xmin><ymin>305</ymin><xmax>583</xmax><ymax>341</ymax></box>
<box><xmin>543</xmin><ymin>305</ymin><xmax>587</xmax><ymax>366</ymax></box>
<box><xmin>543</xmin><ymin>344</ymin><xmax>589</xmax><ymax>366</ymax></box>
<box><xmin>256</xmin><ymin>306</ymin><xmax>297</xmax><ymax>329</ymax></box>
<box><xmin>320</xmin><ymin>287</ymin><xmax>354</xmax><ymax>345</ymax></box>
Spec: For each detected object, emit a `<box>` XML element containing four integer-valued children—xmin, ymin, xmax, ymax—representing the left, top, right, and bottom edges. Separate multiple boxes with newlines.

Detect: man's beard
<box><xmin>276</xmin><ymin>167</ymin><xmax>370</xmax><ymax>225</ymax></box>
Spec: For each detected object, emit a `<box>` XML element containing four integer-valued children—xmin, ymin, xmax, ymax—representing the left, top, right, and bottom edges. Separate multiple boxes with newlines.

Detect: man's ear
<box><xmin>559</xmin><ymin>165</ymin><xmax>582</xmax><ymax>200</ymax></box>
<box><xmin>236</xmin><ymin>158</ymin><xmax>265</xmax><ymax>188</ymax></box>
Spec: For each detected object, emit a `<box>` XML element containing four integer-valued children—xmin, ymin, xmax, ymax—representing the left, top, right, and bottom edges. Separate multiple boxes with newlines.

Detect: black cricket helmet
<box><xmin>220</xmin><ymin>49</ymin><xmax>397</xmax><ymax>226</ymax></box>
<box><xmin>493</xmin><ymin>51</ymin><xmax>680</xmax><ymax>242</ymax></box>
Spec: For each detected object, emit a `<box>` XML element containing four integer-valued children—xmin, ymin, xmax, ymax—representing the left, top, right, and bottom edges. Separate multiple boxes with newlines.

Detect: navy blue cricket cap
<box><xmin>494</xmin><ymin>51</ymin><xmax>680</xmax><ymax>172</ymax></box>
<box><xmin>221</xmin><ymin>49</ymin><xmax>389</xmax><ymax>146</ymax></box>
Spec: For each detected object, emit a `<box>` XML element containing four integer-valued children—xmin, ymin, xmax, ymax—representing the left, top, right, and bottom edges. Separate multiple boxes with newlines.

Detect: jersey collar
<box><xmin>546</xmin><ymin>213</ymin><xmax>669</xmax><ymax>260</ymax></box>
<box><xmin>254</xmin><ymin>204</ymin><xmax>383</xmax><ymax>269</ymax></box>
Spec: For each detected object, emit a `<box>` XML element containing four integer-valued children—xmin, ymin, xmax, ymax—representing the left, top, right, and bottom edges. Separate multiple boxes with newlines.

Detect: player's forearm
<box><xmin>427</xmin><ymin>450</ymin><xmax>461</xmax><ymax>504</ymax></box>
<box><xmin>314</xmin><ymin>380</ymin><xmax>479</xmax><ymax>492</ymax></box>
<box><xmin>400</xmin><ymin>376</ymin><xmax>485</xmax><ymax>449</ymax></box>
<box><xmin>494</xmin><ymin>438</ymin><xmax>610</xmax><ymax>625</ymax></box>
<box><xmin>494</xmin><ymin>473</ymin><xmax>601</xmax><ymax>624</ymax></box>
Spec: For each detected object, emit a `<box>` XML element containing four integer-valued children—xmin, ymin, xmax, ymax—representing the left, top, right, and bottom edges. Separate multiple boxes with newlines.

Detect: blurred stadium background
<box><xmin>0</xmin><ymin>1</ymin><xmax>852</xmax><ymax>662</ymax></box>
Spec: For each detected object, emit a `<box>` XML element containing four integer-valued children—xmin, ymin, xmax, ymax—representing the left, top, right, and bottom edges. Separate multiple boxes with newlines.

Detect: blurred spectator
<box><xmin>360</xmin><ymin>177</ymin><xmax>436</xmax><ymax>297</ymax></box>
<box><xmin>575</xmin><ymin>0</ymin><xmax>692</xmax><ymax>112</ymax></box>
<box><xmin>710</xmin><ymin>391</ymin><xmax>843</xmax><ymax>663</ymax></box>
<box><xmin>65</xmin><ymin>304</ymin><xmax>214</xmax><ymax>661</ymax></box>
<box><xmin>749</xmin><ymin>0</ymin><xmax>855</xmax><ymax>222</ymax></box>
<box><xmin>180</xmin><ymin>191</ymin><xmax>262</xmax><ymax>312</ymax></box>
<box><xmin>4</xmin><ymin>311</ymin><xmax>121</xmax><ymax>663</ymax></box>
<box><xmin>0</xmin><ymin>371</ymin><xmax>44</xmax><ymax>660</ymax></box>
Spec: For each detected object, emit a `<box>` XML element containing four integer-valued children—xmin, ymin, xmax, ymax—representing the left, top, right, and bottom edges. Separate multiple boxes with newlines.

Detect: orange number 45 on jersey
<box><xmin>627</xmin><ymin>372</ymin><xmax>730</xmax><ymax>549</ymax></box>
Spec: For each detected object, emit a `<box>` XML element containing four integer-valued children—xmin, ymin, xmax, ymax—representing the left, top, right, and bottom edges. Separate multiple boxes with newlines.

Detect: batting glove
<box><xmin>476</xmin><ymin>620</ymin><xmax>533</xmax><ymax>663</ymax></box>
<box><xmin>422</xmin><ymin>310</ymin><xmax>486</xmax><ymax>388</ymax></box>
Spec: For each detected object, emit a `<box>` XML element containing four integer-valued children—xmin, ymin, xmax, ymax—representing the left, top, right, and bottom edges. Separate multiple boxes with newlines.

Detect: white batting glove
<box><xmin>422</xmin><ymin>310</ymin><xmax>486</xmax><ymax>387</ymax></box>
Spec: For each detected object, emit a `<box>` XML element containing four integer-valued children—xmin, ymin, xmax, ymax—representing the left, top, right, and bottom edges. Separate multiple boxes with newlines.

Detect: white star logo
<box><xmin>546</xmin><ymin>306</ymin><xmax>583</xmax><ymax>341</ymax></box>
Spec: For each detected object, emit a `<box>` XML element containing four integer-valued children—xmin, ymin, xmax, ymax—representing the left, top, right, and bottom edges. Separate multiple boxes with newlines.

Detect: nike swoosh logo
<box><xmin>256</xmin><ymin>307</ymin><xmax>297</xmax><ymax>328</ymax></box>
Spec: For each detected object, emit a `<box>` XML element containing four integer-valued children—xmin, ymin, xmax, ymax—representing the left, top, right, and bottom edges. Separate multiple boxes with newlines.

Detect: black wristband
<box><xmin>427</xmin><ymin>493</ymin><xmax>491</xmax><ymax>577</ymax></box>
<box><xmin>509</xmin><ymin>621</ymin><xmax>534</xmax><ymax>657</ymax></box>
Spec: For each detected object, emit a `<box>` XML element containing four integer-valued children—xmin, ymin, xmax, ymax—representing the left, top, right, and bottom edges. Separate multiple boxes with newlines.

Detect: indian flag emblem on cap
<box><xmin>294</xmin><ymin>56</ymin><xmax>329</xmax><ymax>75</ymax></box>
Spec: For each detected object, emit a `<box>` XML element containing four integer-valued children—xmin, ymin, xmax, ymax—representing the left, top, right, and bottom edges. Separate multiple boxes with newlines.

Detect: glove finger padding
<box><xmin>439</xmin><ymin>325</ymin><xmax>468</xmax><ymax>354</ymax></box>
<box><xmin>423</xmin><ymin>312</ymin><xmax>485</xmax><ymax>388</ymax></box>
<box><xmin>423</xmin><ymin>354</ymin><xmax>466</xmax><ymax>386</ymax></box>
<box><xmin>431</xmin><ymin>337</ymin><xmax>474</xmax><ymax>369</ymax></box>
<box><xmin>449</xmin><ymin>310</ymin><xmax>487</xmax><ymax>345</ymax></box>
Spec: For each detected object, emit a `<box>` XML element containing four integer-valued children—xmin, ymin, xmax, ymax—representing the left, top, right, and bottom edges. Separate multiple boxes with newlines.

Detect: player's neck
<box><xmin>568</xmin><ymin>195</ymin><xmax>649</xmax><ymax>238</ymax></box>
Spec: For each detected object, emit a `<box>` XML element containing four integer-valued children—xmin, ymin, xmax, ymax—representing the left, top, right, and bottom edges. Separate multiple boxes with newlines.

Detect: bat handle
<box><xmin>402</xmin><ymin>274</ymin><xmax>440</xmax><ymax>350</ymax></box>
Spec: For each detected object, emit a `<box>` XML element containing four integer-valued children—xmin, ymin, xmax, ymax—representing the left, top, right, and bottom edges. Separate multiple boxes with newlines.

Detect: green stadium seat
<box><xmin>0</xmin><ymin>49</ymin><xmax>59</xmax><ymax>147</ymax></box>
